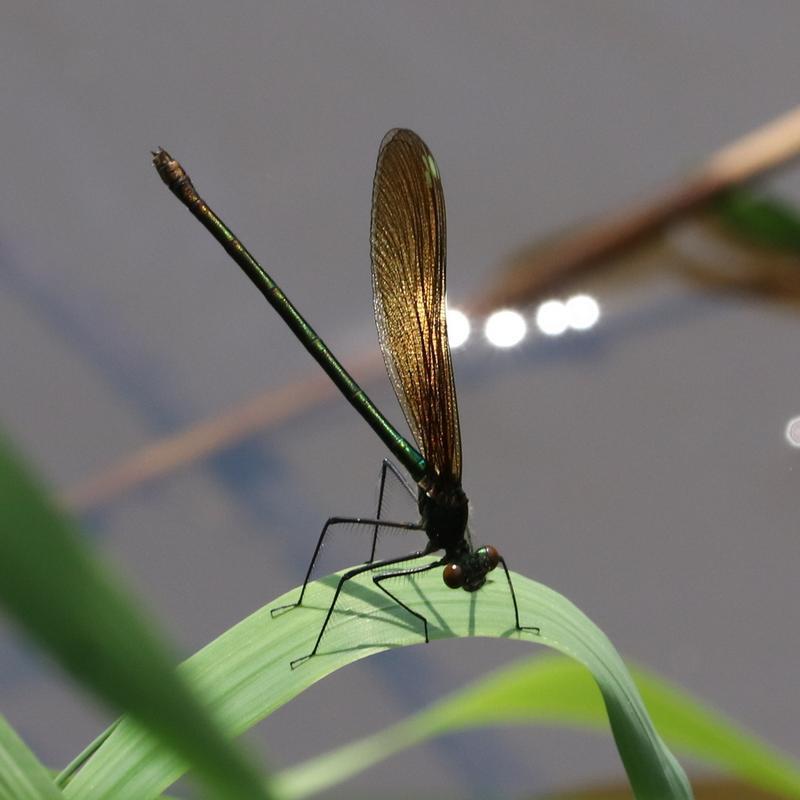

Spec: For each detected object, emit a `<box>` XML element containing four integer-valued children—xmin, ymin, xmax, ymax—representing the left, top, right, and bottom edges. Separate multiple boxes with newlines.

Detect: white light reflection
<box><xmin>485</xmin><ymin>309</ymin><xmax>527</xmax><ymax>348</ymax></box>
<box><xmin>785</xmin><ymin>416</ymin><xmax>800</xmax><ymax>448</ymax></box>
<box><xmin>535</xmin><ymin>299</ymin><xmax>568</xmax><ymax>336</ymax></box>
<box><xmin>565</xmin><ymin>294</ymin><xmax>600</xmax><ymax>331</ymax></box>
<box><xmin>446</xmin><ymin>307</ymin><xmax>470</xmax><ymax>348</ymax></box>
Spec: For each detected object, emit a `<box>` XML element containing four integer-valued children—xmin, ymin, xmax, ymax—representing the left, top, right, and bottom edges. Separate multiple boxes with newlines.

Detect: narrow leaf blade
<box><xmin>714</xmin><ymin>188</ymin><xmax>800</xmax><ymax>252</ymax></box>
<box><xmin>0</xmin><ymin>433</ymin><xmax>271</xmax><ymax>800</ymax></box>
<box><xmin>281</xmin><ymin>654</ymin><xmax>800</xmax><ymax>799</ymax></box>
<box><xmin>0</xmin><ymin>715</ymin><xmax>64</xmax><ymax>800</ymax></box>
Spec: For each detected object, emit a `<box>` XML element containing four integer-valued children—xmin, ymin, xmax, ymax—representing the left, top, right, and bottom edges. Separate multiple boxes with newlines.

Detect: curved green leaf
<box><xmin>0</xmin><ymin>715</ymin><xmax>63</xmax><ymax>800</ymax></box>
<box><xmin>69</xmin><ymin>562</ymin><xmax>691</xmax><ymax>799</ymax></box>
<box><xmin>278</xmin><ymin>654</ymin><xmax>800</xmax><ymax>799</ymax></box>
<box><xmin>0</xmin><ymin>433</ymin><xmax>271</xmax><ymax>800</ymax></box>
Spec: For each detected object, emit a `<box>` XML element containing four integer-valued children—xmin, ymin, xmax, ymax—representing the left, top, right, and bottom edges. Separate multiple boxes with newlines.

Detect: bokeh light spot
<box><xmin>535</xmin><ymin>300</ymin><xmax>568</xmax><ymax>336</ymax></box>
<box><xmin>565</xmin><ymin>294</ymin><xmax>600</xmax><ymax>331</ymax></box>
<box><xmin>447</xmin><ymin>307</ymin><xmax>470</xmax><ymax>348</ymax></box>
<box><xmin>485</xmin><ymin>309</ymin><xmax>527</xmax><ymax>348</ymax></box>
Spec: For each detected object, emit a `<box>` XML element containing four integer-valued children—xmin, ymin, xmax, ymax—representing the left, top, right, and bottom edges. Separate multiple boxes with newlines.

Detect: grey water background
<box><xmin>1</xmin><ymin>4</ymin><xmax>800</xmax><ymax>796</ymax></box>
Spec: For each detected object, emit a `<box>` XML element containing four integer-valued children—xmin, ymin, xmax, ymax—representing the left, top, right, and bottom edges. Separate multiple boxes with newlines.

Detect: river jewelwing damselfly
<box><xmin>153</xmin><ymin>129</ymin><xmax>538</xmax><ymax>668</ymax></box>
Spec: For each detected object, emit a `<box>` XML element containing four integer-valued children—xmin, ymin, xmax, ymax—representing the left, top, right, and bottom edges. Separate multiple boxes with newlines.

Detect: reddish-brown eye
<box><xmin>443</xmin><ymin>563</ymin><xmax>465</xmax><ymax>588</ymax></box>
<box><xmin>484</xmin><ymin>545</ymin><xmax>500</xmax><ymax>570</ymax></box>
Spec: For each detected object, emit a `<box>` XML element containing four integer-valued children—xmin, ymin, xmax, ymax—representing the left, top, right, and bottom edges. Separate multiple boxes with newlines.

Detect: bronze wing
<box><xmin>370</xmin><ymin>128</ymin><xmax>462</xmax><ymax>487</ymax></box>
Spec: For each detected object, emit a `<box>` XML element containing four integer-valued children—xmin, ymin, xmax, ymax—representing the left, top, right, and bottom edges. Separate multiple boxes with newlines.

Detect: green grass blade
<box><xmin>713</xmin><ymin>188</ymin><xmax>800</xmax><ymax>251</ymax></box>
<box><xmin>626</xmin><ymin>662</ymin><xmax>800</xmax><ymax>798</ymax></box>
<box><xmin>68</xmin><ymin>561</ymin><xmax>692</xmax><ymax>800</ymax></box>
<box><xmin>279</xmin><ymin>654</ymin><xmax>800</xmax><ymax>799</ymax></box>
<box><xmin>0</xmin><ymin>715</ymin><xmax>64</xmax><ymax>800</ymax></box>
<box><xmin>0</xmin><ymin>433</ymin><xmax>271</xmax><ymax>800</ymax></box>
<box><xmin>55</xmin><ymin>721</ymin><xmax>119</xmax><ymax>788</ymax></box>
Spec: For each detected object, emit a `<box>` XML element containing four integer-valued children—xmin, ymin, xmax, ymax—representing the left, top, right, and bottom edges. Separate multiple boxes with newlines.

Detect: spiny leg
<box><xmin>372</xmin><ymin>559</ymin><xmax>444</xmax><ymax>644</ymax></box>
<box><xmin>290</xmin><ymin>548</ymin><xmax>433</xmax><ymax>669</ymax></box>
<box><xmin>370</xmin><ymin>459</ymin><xmax>417</xmax><ymax>563</ymax></box>
<box><xmin>497</xmin><ymin>557</ymin><xmax>540</xmax><ymax>635</ymax></box>
<box><xmin>271</xmin><ymin>517</ymin><xmax>424</xmax><ymax>617</ymax></box>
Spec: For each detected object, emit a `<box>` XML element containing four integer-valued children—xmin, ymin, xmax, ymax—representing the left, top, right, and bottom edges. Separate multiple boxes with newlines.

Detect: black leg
<box><xmin>497</xmin><ymin>557</ymin><xmax>540</xmax><ymax>635</ymax></box>
<box><xmin>271</xmin><ymin>516</ymin><xmax>424</xmax><ymax>618</ymax></box>
<box><xmin>372</xmin><ymin>559</ymin><xmax>444</xmax><ymax>644</ymax></box>
<box><xmin>290</xmin><ymin>548</ymin><xmax>434</xmax><ymax>669</ymax></box>
<box><xmin>370</xmin><ymin>459</ymin><xmax>417</xmax><ymax>563</ymax></box>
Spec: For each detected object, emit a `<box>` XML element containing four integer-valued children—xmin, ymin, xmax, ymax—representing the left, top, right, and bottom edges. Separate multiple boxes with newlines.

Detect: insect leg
<box><xmin>372</xmin><ymin>559</ymin><xmax>444</xmax><ymax>644</ymax></box>
<box><xmin>271</xmin><ymin>517</ymin><xmax>423</xmax><ymax>617</ymax></box>
<box><xmin>290</xmin><ymin>549</ymin><xmax>432</xmax><ymax>669</ymax></box>
<box><xmin>497</xmin><ymin>557</ymin><xmax>540</xmax><ymax>635</ymax></box>
<box><xmin>369</xmin><ymin>459</ymin><xmax>417</xmax><ymax>562</ymax></box>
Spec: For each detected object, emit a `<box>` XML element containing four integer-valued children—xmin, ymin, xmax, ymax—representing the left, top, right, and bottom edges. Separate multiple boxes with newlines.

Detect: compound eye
<box><xmin>484</xmin><ymin>545</ymin><xmax>500</xmax><ymax>570</ymax></box>
<box><xmin>443</xmin><ymin>563</ymin><xmax>465</xmax><ymax>589</ymax></box>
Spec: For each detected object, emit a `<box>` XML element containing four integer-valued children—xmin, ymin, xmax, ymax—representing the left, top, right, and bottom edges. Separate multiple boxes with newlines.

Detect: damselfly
<box><xmin>153</xmin><ymin>129</ymin><xmax>538</xmax><ymax>668</ymax></box>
